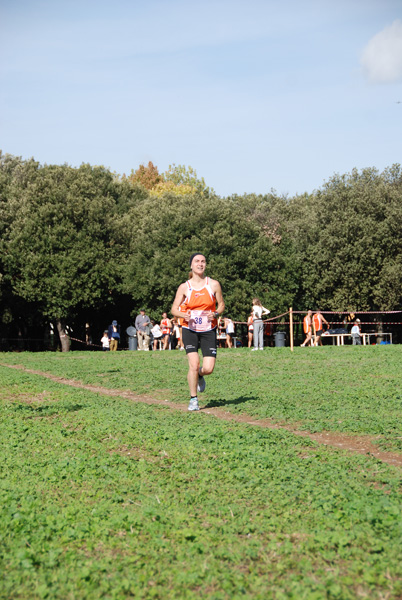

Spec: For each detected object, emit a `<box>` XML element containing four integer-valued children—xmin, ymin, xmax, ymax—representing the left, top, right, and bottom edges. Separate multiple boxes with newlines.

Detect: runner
<box><xmin>171</xmin><ymin>253</ymin><xmax>225</xmax><ymax>411</ymax></box>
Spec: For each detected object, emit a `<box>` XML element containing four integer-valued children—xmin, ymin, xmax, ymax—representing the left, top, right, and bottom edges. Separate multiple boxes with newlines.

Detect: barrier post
<box><xmin>290</xmin><ymin>307</ymin><xmax>294</xmax><ymax>352</ymax></box>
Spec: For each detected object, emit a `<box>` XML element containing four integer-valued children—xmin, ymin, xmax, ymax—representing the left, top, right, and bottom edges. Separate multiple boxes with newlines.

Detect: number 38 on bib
<box><xmin>188</xmin><ymin>310</ymin><xmax>213</xmax><ymax>332</ymax></box>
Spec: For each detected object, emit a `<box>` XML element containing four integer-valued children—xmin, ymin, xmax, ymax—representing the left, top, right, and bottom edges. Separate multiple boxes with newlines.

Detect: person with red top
<box><xmin>247</xmin><ymin>312</ymin><xmax>254</xmax><ymax>348</ymax></box>
<box><xmin>301</xmin><ymin>310</ymin><xmax>313</xmax><ymax>347</ymax></box>
<box><xmin>171</xmin><ymin>253</ymin><xmax>225</xmax><ymax>411</ymax></box>
<box><xmin>313</xmin><ymin>310</ymin><xmax>329</xmax><ymax>346</ymax></box>
<box><xmin>160</xmin><ymin>312</ymin><xmax>172</xmax><ymax>350</ymax></box>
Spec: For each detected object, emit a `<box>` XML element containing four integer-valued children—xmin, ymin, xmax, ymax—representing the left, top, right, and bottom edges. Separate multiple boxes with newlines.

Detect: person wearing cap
<box><xmin>351</xmin><ymin>319</ymin><xmax>362</xmax><ymax>345</ymax></box>
<box><xmin>135</xmin><ymin>309</ymin><xmax>151</xmax><ymax>351</ymax></box>
<box><xmin>171</xmin><ymin>253</ymin><xmax>225</xmax><ymax>411</ymax></box>
<box><xmin>108</xmin><ymin>319</ymin><xmax>120</xmax><ymax>351</ymax></box>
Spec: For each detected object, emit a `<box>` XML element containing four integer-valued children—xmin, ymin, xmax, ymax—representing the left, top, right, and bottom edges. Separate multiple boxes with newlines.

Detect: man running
<box><xmin>171</xmin><ymin>253</ymin><xmax>225</xmax><ymax>411</ymax></box>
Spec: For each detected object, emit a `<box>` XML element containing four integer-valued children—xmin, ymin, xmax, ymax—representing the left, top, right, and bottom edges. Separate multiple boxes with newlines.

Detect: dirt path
<box><xmin>4</xmin><ymin>363</ymin><xmax>402</xmax><ymax>469</ymax></box>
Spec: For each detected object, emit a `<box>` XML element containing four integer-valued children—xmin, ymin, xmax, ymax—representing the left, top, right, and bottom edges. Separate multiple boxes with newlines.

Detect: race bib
<box><xmin>188</xmin><ymin>310</ymin><xmax>212</xmax><ymax>332</ymax></box>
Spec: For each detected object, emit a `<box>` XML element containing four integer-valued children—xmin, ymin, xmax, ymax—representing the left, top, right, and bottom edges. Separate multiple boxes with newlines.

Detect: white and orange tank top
<box><xmin>303</xmin><ymin>315</ymin><xmax>312</xmax><ymax>334</ymax></box>
<box><xmin>182</xmin><ymin>277</ymin><xmax>217</xmax><ymax>332</ymax></box>
<box><xmin>313</xmin><ymin>313</ymin><xmax>323</xmax><ymax>331</ymax></box>
<box><xmin>161</xmin><ymin>319</ymin><xmax>171</xmax><ymax>335</ymax></box>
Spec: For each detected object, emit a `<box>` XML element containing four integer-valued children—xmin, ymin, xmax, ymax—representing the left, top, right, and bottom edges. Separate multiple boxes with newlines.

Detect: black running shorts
<box><xmin>182</xmin><ymin>328</ymin><xmax>217</xmax><ymax>358</ymax></box>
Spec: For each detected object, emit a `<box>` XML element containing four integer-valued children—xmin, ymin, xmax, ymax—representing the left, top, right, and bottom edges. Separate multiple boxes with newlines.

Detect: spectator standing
<box><xmin>252</xmin><ymin>298</ymin><xmax>270</xmax><ymax>351</ymax></box>
<box><xmin>313</xmin><ymin>311</ymin><xmax>329</xmax><ymax>346</ymax></box>
<box><xmin>301</xmin><ymin>310</ymin><xmax>313</xmax><ymax>347</ymax></box>
<box><xmin>160</xmin><ymin>312</ymin><xmax>172</xmax><ymax>350</ymax></box>
<box><xmin>247</xmin><ymin>312</ymin><xmax>254</xmax><ymax>348</ymax></box>
<box><xmin>351</xmin><ymin>319</ymin><xmax>362</xmax><ymax>345</ymax></box>
<box><xmin>108</xmin><ymin>319</ymin><xmax>120</xmax><ymax>351</ymax></box>
<box><xmin>171</xmin><ymin>317</ymin><xmax>180</xmax><ymax>350</ymax></box>
<box><xmin>151</xmin><ymin>320</ymin><xmax>163</xmax><ymax>351</ymax></box>
<box><xmin>224</xmin><ymin>317</ymin><xmax>235</xmax><ymax>348</ymax></box>
<box><xmin>135</xmin><ymin>309</ymin><xmax>151</xmax><ymax>351</ymax></box>
<box><xmin>101</xmin><ymin>330</ymin><xmax>110</xmax><ymax>351</ymax></box>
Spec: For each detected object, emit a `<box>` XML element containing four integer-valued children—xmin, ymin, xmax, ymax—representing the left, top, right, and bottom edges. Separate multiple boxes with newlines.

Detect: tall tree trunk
<box><xmin>375</xmin><ymin>314</ymin><xmax>383</xmax><ymax>344</ymax></box>
<box><xmin>56</xmin><ymin>318</ymin><xmax>71</xmax><ymax>352</ymax></box>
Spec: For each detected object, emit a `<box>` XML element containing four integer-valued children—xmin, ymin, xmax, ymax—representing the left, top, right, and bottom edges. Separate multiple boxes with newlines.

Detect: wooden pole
<box><xmin>290</xmin><ymin>307</ymin><xmax>294</xmax><ymax>352</ymax></box>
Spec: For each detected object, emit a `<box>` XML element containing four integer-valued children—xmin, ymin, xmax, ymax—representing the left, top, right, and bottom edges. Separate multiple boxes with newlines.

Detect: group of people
<box><xmin>100</xmin><ymin>252</ymin><xmax>366</xmax><ymax>412</ymax></box>
<box><xmin>100</xmin><ymin>311</ymin><xmax>187</xmax><ymax>352</ymax></box>
<box><xmin>301</xmin><ymin>310</ymin><xmax>362</xmax><ymax>346</ymax></box>
<box><xmin>134</xmin><ymin>309</ymin><xmax>183</xmax><ymax>352</ymax></box>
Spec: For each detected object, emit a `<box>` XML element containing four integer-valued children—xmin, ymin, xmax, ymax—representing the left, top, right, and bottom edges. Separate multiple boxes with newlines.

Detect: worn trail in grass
<box><xmin>1</xmin><ymin>366</ymin><xmax>402</xmax><ymax>599</ymax></box>
<box><xmin>2</xmin><ymin>345</ymin><xmax>402</xmax><ymax>453</ymax></box>
<box><xmin>3</xmin><ymin>362</ymin><xmax>402</xmax><ymax>469</ymax></box>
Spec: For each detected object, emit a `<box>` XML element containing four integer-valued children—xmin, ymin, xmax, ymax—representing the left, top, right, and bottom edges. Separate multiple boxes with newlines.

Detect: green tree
<box><xmin>120</xmin><ymin>189</ymin><xmax>298</xmax><ymax>322</ymax></box>
<box><xmin>0</xmin><ymin>160</ymin><xmax>138</xmax><ymax>350</ymax></box>
<box><xmin>287</xmin><ymin>165</ymin><xmax>402</xmax><ymax>311</ymax></box>
<box><xmin>162</xmin><ymin>164</ymin><xmax>214</xmax><ymax>196</ymax></box>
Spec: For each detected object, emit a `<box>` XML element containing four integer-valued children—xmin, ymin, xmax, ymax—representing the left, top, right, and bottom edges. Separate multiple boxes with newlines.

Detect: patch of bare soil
<box><xmin>4</xmin><ymin>363</ymin><xmax>402</xmax><ymax>468</ymax></box>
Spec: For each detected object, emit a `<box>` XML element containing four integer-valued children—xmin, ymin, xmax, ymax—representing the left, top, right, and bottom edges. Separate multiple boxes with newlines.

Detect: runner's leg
<box><xmin>199</xmin><ymin>356</ymin><xmax>216</xmax><ymax>376</ymax></box>
<box><xmin>187</xmin><ymin>351</ymin><xmax>200</xmax><ymax>397</ymax></box>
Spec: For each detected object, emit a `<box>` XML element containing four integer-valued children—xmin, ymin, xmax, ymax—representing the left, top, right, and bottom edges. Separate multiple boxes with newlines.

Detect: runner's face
<box><xmin>191</xmin><ymin>255</ymin><xmax>206</xmax><ymax>274</ymax></box>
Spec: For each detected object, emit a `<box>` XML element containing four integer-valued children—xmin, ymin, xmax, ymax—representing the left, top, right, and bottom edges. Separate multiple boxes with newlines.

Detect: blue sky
<box><xmin>1</xmin><ymin>0</ymin><xmax>401</xmax><ymax>197</ymax></box>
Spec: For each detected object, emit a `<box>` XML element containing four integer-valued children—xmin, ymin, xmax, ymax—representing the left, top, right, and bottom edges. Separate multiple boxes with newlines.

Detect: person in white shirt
<box><xmin>251</xmin><ymin>298</ymin><xmax>270</xmax><ymax>350</ymax></box>
<box><xmin>151</xmin><ymin>321</ymin><xmax>163</xmax><ymax>351</ymax></box>
<box><xmin>101</xmin><ymin>331</ymin><xmax>110</xmax><ymax>351</ymax></box>
<box><xmin>224</xmin><ymin>317</ymin><xmax>235</xmax><ymax>348</ymax></box>
<box><xmin>351</xmin><ymin>319</ymin><xmax>362</xmax><ymax>345</ymax></box>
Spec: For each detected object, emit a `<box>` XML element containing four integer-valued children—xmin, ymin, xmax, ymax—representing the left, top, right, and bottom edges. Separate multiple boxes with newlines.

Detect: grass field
<box><xmin>1</xmin><ymin>346</ymin><xmax>402</xmax><ymax>599</ymax></box>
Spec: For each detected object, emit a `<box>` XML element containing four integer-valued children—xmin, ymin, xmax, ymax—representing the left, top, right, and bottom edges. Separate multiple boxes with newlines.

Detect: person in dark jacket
<box><xmin>108</xmin><ymin>319</ymin><xmax>121</xmax><ymax>351</ymax></box>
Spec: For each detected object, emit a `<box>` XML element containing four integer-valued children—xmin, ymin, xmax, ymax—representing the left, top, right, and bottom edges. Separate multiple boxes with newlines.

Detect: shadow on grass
<box><xmin>203</xmin><ymin>395</ymin><xmax>255</xmax><ymax>409</ymax></box>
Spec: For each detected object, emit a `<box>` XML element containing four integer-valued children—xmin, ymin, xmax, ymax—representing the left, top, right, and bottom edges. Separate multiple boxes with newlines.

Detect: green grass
<box><xmin>2</xmin><ymin>345</ymin><xmax>402</xmax><ymax>451</ymax></box>
<box><xmin>1</xmin><ymin>348</ymin><xmax>402</xmax><ymax>599</ymax></box>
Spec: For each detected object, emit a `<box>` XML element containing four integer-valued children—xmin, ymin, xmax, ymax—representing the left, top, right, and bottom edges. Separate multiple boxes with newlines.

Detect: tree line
<box><xmin>1</xmin><ymin>152</ymin><xmax>401</xmax><ymax>350</ymax></box>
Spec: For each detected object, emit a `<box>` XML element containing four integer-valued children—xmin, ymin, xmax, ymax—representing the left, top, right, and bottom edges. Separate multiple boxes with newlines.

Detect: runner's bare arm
<box><xmin>208</xmin><ymin>280</ymin><xmax>225</xmax><ymax>319</ymax></box>
<box><xmin>171</xmin><ymin>284</ymin><xmax>190</xmax><ymax>319</ymax></box>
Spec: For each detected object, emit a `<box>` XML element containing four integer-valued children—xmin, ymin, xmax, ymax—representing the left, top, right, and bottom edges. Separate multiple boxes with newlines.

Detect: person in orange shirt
<box><xmin>301</xmin><ymin>310</ymin><xmax>313</xmax><ymax>347</ymax></box>
<box><xmin>171</xmin><ymin>253</ymin><xmax>225</xmax><ymax>411</ymax></box>
<box><xmin>313</xmin><ymin>310</ymin><xmax>329</xmax><ymax>346</ymax></box>
<box><xmin>160</xmin><ymin>312</ymin><xmax>172</xmax><ymax>350</ymax></box>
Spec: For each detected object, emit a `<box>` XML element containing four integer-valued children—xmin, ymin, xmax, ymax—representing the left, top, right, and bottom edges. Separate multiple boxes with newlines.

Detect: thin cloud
<box><xmin>361</xmin><ymin>19</ymin><xmax>402</xmax><ymax>83</ymax></box>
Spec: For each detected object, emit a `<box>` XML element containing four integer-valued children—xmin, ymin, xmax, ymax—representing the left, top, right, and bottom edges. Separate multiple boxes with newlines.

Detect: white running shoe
<box><xmin>197</xmin><ymin>374</ymin><xmax>206</xmax><ymax>393</ymax></box>
<box><xmin>188</xmin><ymin>398</ymin><xmax>199</xmax><ymax>411</ymax></box>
